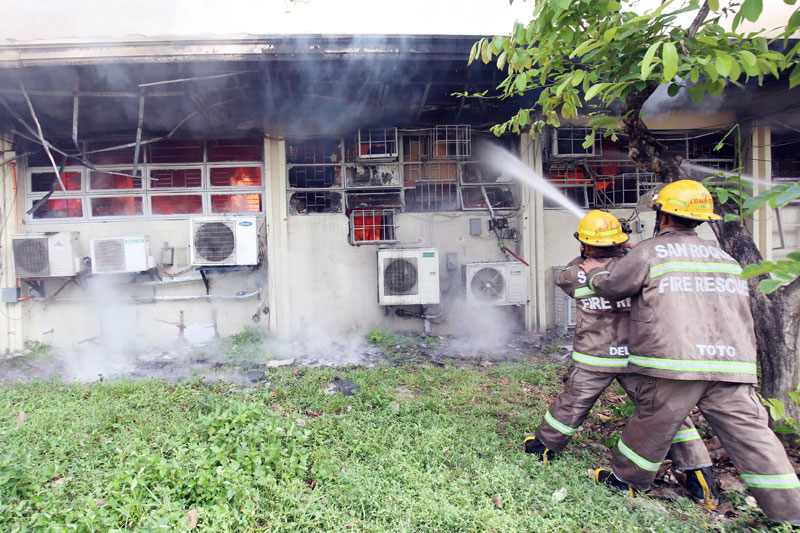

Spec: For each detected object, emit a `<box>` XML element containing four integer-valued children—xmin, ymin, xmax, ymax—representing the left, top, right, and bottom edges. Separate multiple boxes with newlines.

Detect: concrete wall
<box><xmin>284</xmin><ymin>212</ymin><xmax>524</xmax><ymax>337</ymax></box>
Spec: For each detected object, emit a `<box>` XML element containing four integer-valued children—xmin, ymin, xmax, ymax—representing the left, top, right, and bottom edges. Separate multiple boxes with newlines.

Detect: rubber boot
<box><xmin>523</xmin><ymin>436</ymin><xmax>559</xmax><ymax>465</ymax></box>
<box><xmin>592</xmin><ymin>468</ymin><xmax>636</xmax><ymax>497</ymax></box>
<box><xmin>684</xmin><ymin>467</ymin><xmax>719</xmax><ymax>510</ymax></box>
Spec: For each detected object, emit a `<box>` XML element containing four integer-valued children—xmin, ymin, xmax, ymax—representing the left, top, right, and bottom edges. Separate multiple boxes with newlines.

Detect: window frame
<box><xmin>25</xmin><ymin>139</ymin><xmax>266</xmax><ymax>224</ymax></box>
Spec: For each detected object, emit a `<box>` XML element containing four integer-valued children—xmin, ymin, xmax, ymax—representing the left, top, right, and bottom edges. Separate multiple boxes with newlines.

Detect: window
<box><xmin>31</xmin><ymin>171</ymin><xmax>81</xmax><ymax>192</ymax></box>
<box><xmin>31</xmin><ymin>198</ymin><xmax>83</xmax><ymax>219</ymax></box>
<box><xmin>26</xmin><ymin>138</ymin><xmax>264</xmax><ymax>221</ymax></box>
<box><xmin>350</xmin><ymin>209</ymin><xmax>398</xmax><ymax>244</ymax></box>
<box><xmin>287</xmin><ymin>129</ymin><xmax>518</xmax><ymax>223</ymax></box>
<box><xmin>545</xmin><ymin>128</ymin><xmax>736</xmax><ymax>209</ymax></box>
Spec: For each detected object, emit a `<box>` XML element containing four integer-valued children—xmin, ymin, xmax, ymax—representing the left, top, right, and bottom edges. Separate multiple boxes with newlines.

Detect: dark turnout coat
<box><xmin>556</xmin><ymin>249</ymin><xmax>631</xmax><ymax>374</ymax></box>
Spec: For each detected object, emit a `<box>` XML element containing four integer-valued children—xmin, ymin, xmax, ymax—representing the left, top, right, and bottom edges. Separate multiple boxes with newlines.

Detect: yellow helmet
<box><xmin>650</xmin><ymin>180</ymin><xmax>721</xmax><ymax>221</ymax></box>
<box><xmin>574</xmin><ymin>210</ymin><xmax>630</xmax><ymax>247</ymax></box>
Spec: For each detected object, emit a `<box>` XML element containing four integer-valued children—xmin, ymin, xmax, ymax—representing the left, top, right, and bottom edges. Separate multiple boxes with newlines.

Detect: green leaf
<box><xmin>571</xmin><ymin>70</ymin><xmax>585</xmax><ymax>87</ymax></box>
<box><xmin>481</xmin><ymin>39</ymin><xmax>492</xmax><ymax>64</ymax></box>
<box><xmin>690</xmin><ymin>66</ymin><xmax>700</xmax><ymax>83</ymax></box>
<box><xmin>741</xmin><ymin>263</ymin><xmax>771</xmax><ymax>279</ymax></box>
<box><xmin>774</xmin><ymin>425</ymin><xmax>798</xmax><ymax>435</ymax></box>
<box><xmin>582</xmin><ymin>131</ymin><xmax>596</xmax><ymax>149</ymax></box>
<box><xmin>741</xmin><ymin>0</ymin><xmax>763</xmax><ymax>22</ymax></box>
<box><xmin>667</xmin><ymin>83</ymin><xmax>681</xmax><ymax>97</ymax></box>
<box><xmin>739</xmin><ymin>50</ymin><xmax>758</xmax><ymax>68</ymax></box>
<box><xmin>519</xmin><ymin>108</ymin><xmax>530</xmax><ymax>127</ymax></box>
<box><xmin>708</xmin><ymin>0</ymin><xmax>720</xmax><ymax>10</ymax></box>
<box><xmin>717</xmin><ymin>188</ymin><xmax>729</xmax><ymax>204</ymax></box>
<box><xmin>640</xmin><ymin>42</ymin><xmax>662</xmax><ymax>80</ymax></box>
<box><xmin>496</xmin><ymin>50</ymin><xmax>507</xmax><ymax>71</ymax></box>
<box><xmin>584</xmin><ymin>83</ymin><xmax>608</xmax><ymax>102</ymax></box>
<box><xmin>790</xmin><ymin>63</ymin><xmax>800</xmax><ymax>88</ymax></box>
<box><xmin>759</xmin><ymin>278</ymin><xmax>784</xmax><ymax>294</ymax></box>
<box><xmin>468</xmin><ymin>41</ymin><xmax>479</xmax><ymax>65</ymax></box>
<box><xmin>688</xmin><ymin>84</ymin><xmax>705</xmax><ymax>102</ymax></box>
<box><xmin>787</xmin><ymin>252</ymin><xmax>800</xmax><ymax>262</ymax></box>
<box><xmin>603</xmin><ymin>27</ymin><xmax>618</xmax><ymax>42</ymax></box>
<box><xmin>661</xmin><ymin>42</ymin><xmax>678</xmax><ymax>81</ymax></box>
<box><xmin>789</xmin><ymin>8</ymin><xmax>800</xmax><ymax>34</ymax></box>
<box><xmin>723</xmin><ymin>213</ymin><xmax>741</xmax><ymax>222</ymax></box>
<box><xmin>715</xmin><ymin>54</ymin><xmax>733</xmax><ymax>77</ymax></box>
<box><xmin>515</xmin><ymin>72</ymin><xmax>527</xmax><ymax>92</ymax></box>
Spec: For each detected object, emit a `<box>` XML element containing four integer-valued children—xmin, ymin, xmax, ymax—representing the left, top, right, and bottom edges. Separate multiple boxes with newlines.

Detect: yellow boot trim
<box><xmin>592</xmin><ymin>468</ymin><xmax>635</xmax><ymax>498</ymax></box>
<box><xmin>694</xmin><ymin>470</ymin><xmax>718</xmax><ymax>511</ymax></box>
<box><xmin>523</xmin><ymin>435</ymin><xmax>536</xmax><ymax>452</ymax></box>
<box><xmin>542</xmin><ymin>448</ymin><xmax>550</xmax><ymax>466</ymax></box>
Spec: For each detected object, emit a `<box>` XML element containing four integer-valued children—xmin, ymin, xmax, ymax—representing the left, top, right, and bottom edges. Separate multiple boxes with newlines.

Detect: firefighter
<box><xmin>525</xmin><ymin>210</ymin><xmax>717</xmax><ymax>508</ymax></box>
<box><xmin>582</xmin><ymin>180</ymin><xmax>800</xmax><ymax>524</ymax></box>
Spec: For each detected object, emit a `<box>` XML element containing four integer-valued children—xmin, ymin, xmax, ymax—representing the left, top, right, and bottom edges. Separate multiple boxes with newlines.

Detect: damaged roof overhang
<box><xmin>0</xmin><ymin>34</ymin><xmax>535</xmax><ymax>141</ymax></box>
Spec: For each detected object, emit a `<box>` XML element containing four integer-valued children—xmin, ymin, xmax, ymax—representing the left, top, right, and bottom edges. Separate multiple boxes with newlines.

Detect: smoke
<box><xmin>444</xmin><ymin>302</ymin><xmax>523</xmax><ymax>353</ymax></box>
<box><xmin>56</xmin><ymin>275</ymin><xmax>145</xmax><ymax>381</ymax></box>
<box><xmin>642</xmin><ymin>83</ymin><xmax>725</xmax><ymax>116</ymax></box>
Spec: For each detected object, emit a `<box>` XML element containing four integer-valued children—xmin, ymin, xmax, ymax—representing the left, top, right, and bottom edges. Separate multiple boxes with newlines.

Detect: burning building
<box><xmin>0</xmin><ymin>34</ymin><xmax>796</xmax><ymax>351</ymax></box>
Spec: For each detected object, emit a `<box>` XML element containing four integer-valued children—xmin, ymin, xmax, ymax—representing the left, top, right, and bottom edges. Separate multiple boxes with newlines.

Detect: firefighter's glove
<box><xmin>523</xmin><ymin>436</ymin><xmax>559</xmax><ymax>465</ymax></box>
<box><xmin>592</xmin><ymin>468</ymin><xmax>636</xmax><ymax>498</ymax></box>
<box><xmin>684</xmin><ymin>467</ymin><xmax>719</xmax><ymax>510</ymax></box>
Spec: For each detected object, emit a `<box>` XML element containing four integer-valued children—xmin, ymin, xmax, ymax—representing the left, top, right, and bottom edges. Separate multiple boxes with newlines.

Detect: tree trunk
<box><xmin>620</xmin><ymin>86</ymin><xmax>800</xmax><ymax>426</ymax></box>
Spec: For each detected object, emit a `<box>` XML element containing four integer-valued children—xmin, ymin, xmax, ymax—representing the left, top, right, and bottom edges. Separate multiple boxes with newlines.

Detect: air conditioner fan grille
<box><xmin>194</xmin><ymin>222</ymin><xmax>236</xmax><ymax>262</ymax></box>
<box><xmin>94</xmin><ymin>239</ymin><xmax>126</xmax><ymax>272</ymax></box>
<box><xmin>384</xmin><ymin>258</ymin><xmax>418</xmax><ymax>295</ymax></box>
<box><xmin>471</xmin><ymin>267</ymin><xmax>505</xmax><ymax>301</ymax></box>
<box><xmin>13</xmin><ymin>239</ymin><xmax>49</xmax><ymax>276</ymax></box>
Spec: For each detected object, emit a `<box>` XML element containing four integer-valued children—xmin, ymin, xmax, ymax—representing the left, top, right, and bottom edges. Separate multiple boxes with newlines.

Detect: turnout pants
<box><xmin>612</xmin><ymin>378</ymin><xmax>800</xmax><ymax>524</ymax></box>
<box><xmin>535</xmin><ymin>366</ymin><xmax>711</xmax><ymax>470</ymax></box>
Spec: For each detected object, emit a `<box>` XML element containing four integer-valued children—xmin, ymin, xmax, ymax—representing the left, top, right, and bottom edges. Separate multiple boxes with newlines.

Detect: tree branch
<box><xmin>688</xmin><ymin>1</ymin><xmax>710</xmax><ymax>38</ymax></box>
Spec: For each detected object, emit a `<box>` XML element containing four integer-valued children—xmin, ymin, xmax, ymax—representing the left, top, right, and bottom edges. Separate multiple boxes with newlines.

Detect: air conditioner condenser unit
<box><xmin>12</xmin><ymin>232</ymin><xmax>81</xmax><ymax>278</ymax></box>
<box><xmin>377</xmin><ymin>248</ymin><xmax>440</xmax><ymax>306</ymax></box>
<box><xmin>464</xmin><ymin>261</ymin><xmax>527</xmax><ymax>306</ymax></box>
<box><xmin>90</xmin><ymin>236</ymin><xmax>155</xmax><ymax>274</ymax></box>
<box><xmin>190</xmin><ymin>216</ymin><xmax>259</xmax><ymax>266</ymax></box>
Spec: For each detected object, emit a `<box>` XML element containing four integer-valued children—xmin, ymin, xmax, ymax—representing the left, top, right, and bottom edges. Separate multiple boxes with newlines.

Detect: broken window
<box><xmin>289</xmin><ymin>191</ymin><xmax>343</xmax><ymax>214</ymax></box>
<box><xmin>431</xmin><ymin>125</ymin><xmax>471</xmax><ymax>159</ymax></box>
<box><xmin>344</xmin><ymin>164</ymin><xmax>401</xmax><ymax>187</ymax></box>
<box><xmin>287</xmin><ymin>137</ymin><xmax>345</xmax><ymax>214</ymax></box>
<box><xmin>405</xmin><ymin>182</ymin><xmax>459</xmax><ymax>212</ymax></box>
<box><xmin>210</xmin><ymin>193</ymin><xmax>262</xmax><ymax>214</ymax></box>
<box><xmin>90</xmin><ymin>196</ymin><xmax>143</xmax><ymax>217</ymax></box>
<box><xmin>31</xmin><ymin>198</ymin><xmax>83</xmax><ymax>219</ymax></box>
<box><xmin>356</xmin><ymin>128</ymin><xmax>398</xmax><ymax>160</ymax></box>
<box><xmin>346</xmin><ymin>190</ymin><xmax>402</xmax><ymax>211</ymax></box>
<box><xmin>89</xmin><ymin>170</ymin><xmax>142</xmax><ymax>190</ymax></box>
<box><xmin>31</xmin><ymin>171</ymin><xmax>82</xmax><ymax>192</ymax></box>
<box><xmin>350</xmin><ymin>210</ymin><xmax>398</xmax><ymax>244</ymax></box>
<box><xmin>151</xmin><ymin>194</ymin><xmax>204</xmax><ymax>215</ymax></box>
<box><xmin>209</xmin><ymin>166</ymin><xmax>262</xmax><ymax>187</ymax></box>
<box><xmin>86</xmin><ymin>141</ymin><xmax>144</xmax><ymax>166</ymax></box>
<box><xmin>545</xmin><ymin>128</ymin><xmax>734</xmax><ymax>209</ymax></box>
<box><xmin>461</xmin><ymin>185</ymin><xmax>518</xmax><ymax>210</ymax></box>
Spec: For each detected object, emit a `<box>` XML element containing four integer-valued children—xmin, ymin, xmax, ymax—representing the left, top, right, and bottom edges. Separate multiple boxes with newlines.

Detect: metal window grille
<box><xmin>344</xmin><ymin>164</ymin><xmax>402</xmax><ymax>187</ymax></box>
<box><xmin>288</xmin><ymin>191</ymin><xmax>343</xmax><ymax>214</ymax></box>
<box><xmin>357</xmin><ymin>128</ymin><xmax>398</xmax><ymax>160</ymax></box>
<box><xmin>350</xmin><ymin>209</ymin><xmax>398</xmax><ymax>244</ymax></box>
<box><xmin>431</xmin><ymin>125</ymin><xmax>471</xmax><ymax>160</ymax></box>
<box><xmin>552</xmin><ymin>266</ymin><xmax>577</xmax><ymax>333</ymax></box>
<box><xmin>405</xmin><ymin>181</ymin><xmax>459</xmax><ymax>212</ymax></box>
<box><xmin>461</xmin><ymin>185</ymin><xmax>518</xmax><ymax>210</ymax></box>
<box><xmin>403</xmin><ymin>162</ymin><xmax>459</xmax><ymax>186</ymax></box>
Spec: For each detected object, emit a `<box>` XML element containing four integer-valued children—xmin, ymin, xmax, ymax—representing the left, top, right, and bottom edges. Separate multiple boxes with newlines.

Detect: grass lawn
<box><xmin>0</xmin><ymin>361</ymin><xmax>787</xmax><ymax>532</ymax></box>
